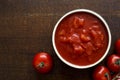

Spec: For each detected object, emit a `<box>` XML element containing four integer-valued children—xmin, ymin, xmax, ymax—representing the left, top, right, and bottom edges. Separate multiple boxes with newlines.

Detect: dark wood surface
<box><xmin>0</xmin><ymin>0</ymin><xmax>120</xmax><ymax>80</ymax></box>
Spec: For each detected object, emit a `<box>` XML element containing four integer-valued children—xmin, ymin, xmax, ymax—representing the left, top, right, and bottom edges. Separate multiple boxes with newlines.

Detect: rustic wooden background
<box><xmin>0</xmin><ymin>0</ymin><xmax>120</xmax><ymax>80</ymax></box>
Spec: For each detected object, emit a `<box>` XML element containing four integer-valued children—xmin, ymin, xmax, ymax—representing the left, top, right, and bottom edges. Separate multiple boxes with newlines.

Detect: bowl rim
<box><xmin>52</xmin><ymin>9</ymin><xmax>111</xmax><ymax>69</ymax></box>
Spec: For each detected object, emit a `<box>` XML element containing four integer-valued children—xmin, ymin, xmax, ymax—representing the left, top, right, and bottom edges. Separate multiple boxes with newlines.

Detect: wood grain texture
<box><xmin>0</xmin><ymin>0</ymin><xmax>120</xmax><ymax>80</ymax></box>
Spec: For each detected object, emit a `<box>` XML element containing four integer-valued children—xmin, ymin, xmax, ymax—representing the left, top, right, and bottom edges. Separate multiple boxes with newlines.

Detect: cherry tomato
<box><xmin>32</xmin><ymin>52</ymin><xmax>53</xmax><ymax>73</ymax></box>
<box><xmin>115</xmin><ymin>39</ymin><xmax>120</xmax><ymax>55</ymax></box>
<box><xmin>107</xmin><ymin>54</ymin><xmax>120</xmax><ymax>72</ymax></box>
<box><xmin>93</xmin><ymin>66</ymin><xmax>111</xmax><ymax>80</ymax></box>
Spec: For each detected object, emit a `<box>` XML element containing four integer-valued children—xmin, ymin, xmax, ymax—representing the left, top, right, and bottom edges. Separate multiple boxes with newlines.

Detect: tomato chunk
<box><xmin>59</xmin><ymin>29</ymin><xmax>66</xmax><ymax>36</ymax></box>
<box><xmin>73</xmin><ymin>16</ymin><xmax>84</xmax><ymax>28</ymax></box>
<box><xmin>80</xmin><ymin>33</ymin><xmax>91</xmax><ymax>42</ymax></box>
<box><xmin>86</xmin><ymin>42</ymin><xmax>94</xmax><ymax>55</ymax></box>
<box><xmin>73</xmin><ymin>44</ymin><xmax>85</xmax><ymax>55</ymax></box>
<box><xmin>68</xmin><ymin>33</ymin><xmax>80</xmax><ymax>43</ymax></box>
<box><xmin>60</xmin><ymin>36</ymin><xmax>68</xmax><ymax>42</ymax></box>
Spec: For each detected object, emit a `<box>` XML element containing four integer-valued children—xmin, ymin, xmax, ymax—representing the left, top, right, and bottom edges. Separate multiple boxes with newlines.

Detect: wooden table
<box><xmin>0</xmin><ymin>0</ymin><xmax>119</xmax><ymax>80</ymax></box>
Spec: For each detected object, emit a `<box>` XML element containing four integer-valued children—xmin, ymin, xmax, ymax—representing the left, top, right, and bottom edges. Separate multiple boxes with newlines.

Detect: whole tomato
<box><xmin>93</xmin><ymin>66</ymin><xmax>111</xmax><ymax>80</ymax></box>
<box><xmin>32</xmin><ymin>52</ymin><xmax>53</xmax><ymax>73</ymax></box>
<box><xmin>107</xmin><ymin>54</ymin><xmax>120</xmax><ymax>72</ymax></box>
<box><xmin>115</xmin><ymin>39</ymin><xmax>120</xmax><ymax>55</ymax></box>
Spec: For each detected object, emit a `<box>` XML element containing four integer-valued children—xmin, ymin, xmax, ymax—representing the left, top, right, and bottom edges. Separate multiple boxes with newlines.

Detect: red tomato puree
<box><xmin>55</xmin><ymin>12</ymin><xmax>108</xmax><ymax>66</ymax></box>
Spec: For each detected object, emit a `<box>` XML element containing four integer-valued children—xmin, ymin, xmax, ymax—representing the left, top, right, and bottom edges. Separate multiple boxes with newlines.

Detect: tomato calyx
<box><xmin>115</xmin><ymin>59</ymin><xmax>120</xmax><ymax>66</ymax></box>
<box><xmin>112</xmin><ymin>72</ymin><xmax>120</xmax><ymax>80</ymax></box>
<box><xmin>105</xmin><ymin>72</ymin><xmax>110</xmax><ymax>80</ymax></box>
<box><xmin>37</xmin><ymin>62</ymin><xmax>45</xmax><ymax>68</ymax></box>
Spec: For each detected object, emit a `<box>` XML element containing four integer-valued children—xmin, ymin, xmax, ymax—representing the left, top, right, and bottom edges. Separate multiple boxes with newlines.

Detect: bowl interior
<box><xmin>52</xmin><ymin>9</ymin><xmax>111</xmax><ymax>69</ymax></box>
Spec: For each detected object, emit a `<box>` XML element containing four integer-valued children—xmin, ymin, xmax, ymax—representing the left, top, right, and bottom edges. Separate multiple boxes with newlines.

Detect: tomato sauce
<box><xmin>55</xmin><ymin>12</ymin><xmax>108</xmax><ymax>66</ymax></box>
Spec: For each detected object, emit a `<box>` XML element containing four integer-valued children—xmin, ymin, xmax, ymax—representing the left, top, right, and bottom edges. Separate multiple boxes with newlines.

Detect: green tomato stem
<box><xmin>112</xmin><ymin>72</ymin><xmax>120</xmax><ymax>80</ymax></box>
<box><xmin>37</xmin><ymin>62</ymin><xmax>44</xmax><ymax>68</ymax></box>
<box><xmin>105</xmin><ymin>73</ymin><xmax>110</xmax><ymax>80</ymax></box>
<box><xmin>115</xmin><ymin>59</ymin><xmax>120</xmax><ymax>66</ymax></box>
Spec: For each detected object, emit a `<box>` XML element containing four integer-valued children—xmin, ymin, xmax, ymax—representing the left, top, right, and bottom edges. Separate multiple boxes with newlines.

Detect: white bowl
<box><xmin>52</xmin><ymin>9</ymin><xmax>111</xmax><ymax>69</ymax></box>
